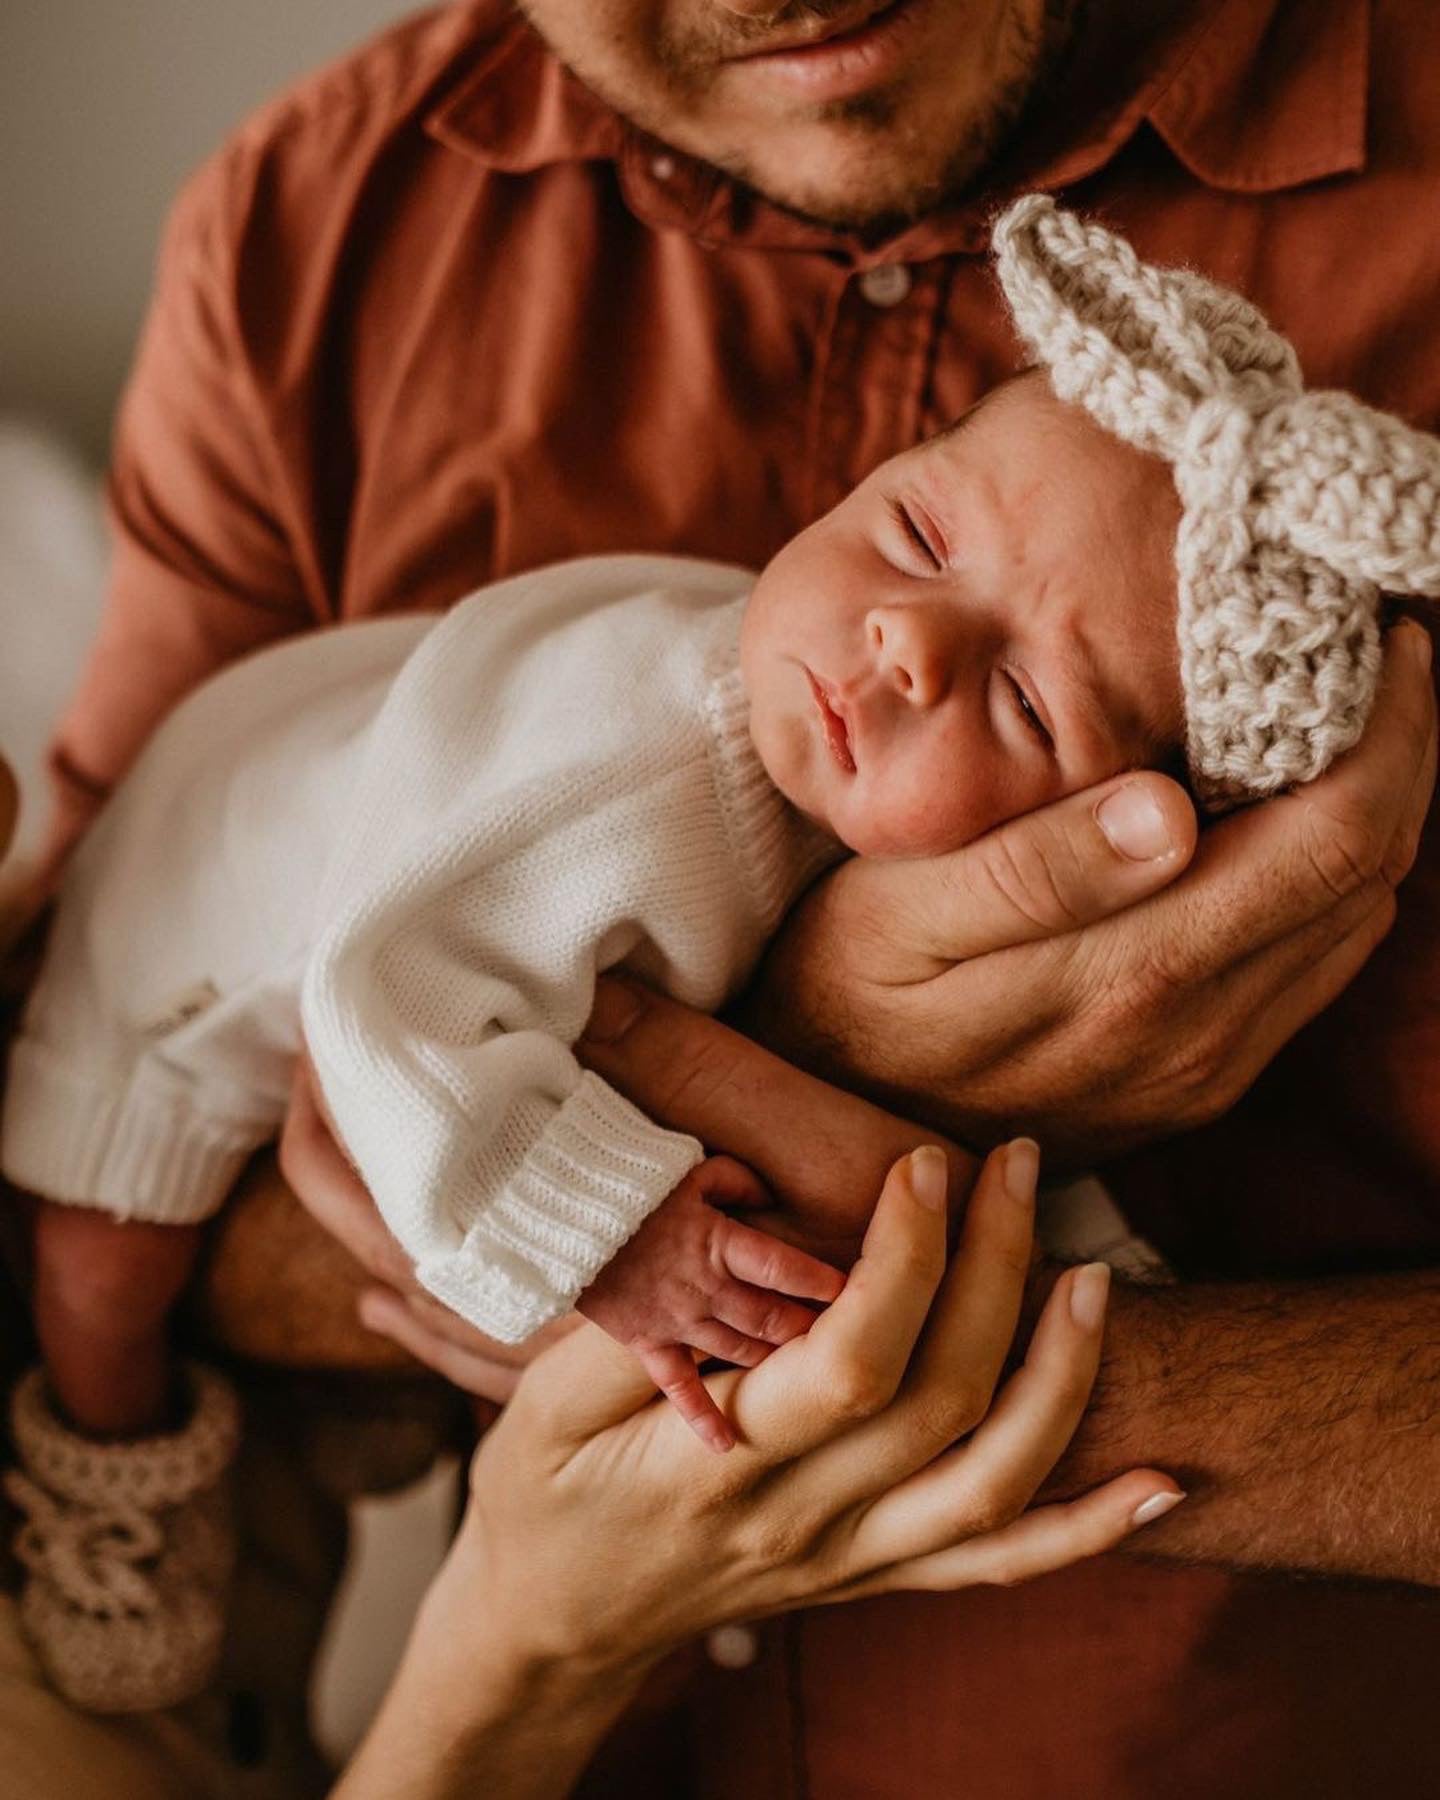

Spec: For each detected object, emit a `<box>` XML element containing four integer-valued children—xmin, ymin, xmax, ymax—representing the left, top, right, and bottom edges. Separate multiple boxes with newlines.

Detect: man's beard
<box><xmin>711</xmin><ymin>0</ymin><xmax>1090</xmax><ymax>233</ymax></box>
<box><xmin>518</xmin><ymin>0</ymin><xmax>1088</xmax><ymax>235</ymax></box>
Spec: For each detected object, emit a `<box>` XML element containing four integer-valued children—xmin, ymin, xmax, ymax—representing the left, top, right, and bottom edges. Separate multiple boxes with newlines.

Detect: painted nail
<box><xmin>1096</xmin><ymin>782</ymin><xmax>1172</xmax><ymax>861</ymax></box>
<box><xmin>1068</xmin><ymin>1262</ymin><xmax>1111</xmax><ymax>1331</ymax></box>
<box><xmin>909</xmin><ymin>1145</ymin><xmax>949</xmax><ymax>1211</ymax></box>
<box><xmin>1131</xmin><ymin>1490</ymin><xmax>1185</xmax><ymax>1528</ymax></box>
<box><xmin>1005</xmin><ymin>1137</ymin><xmax>1040</xmax><ymax>1200</ymax></box>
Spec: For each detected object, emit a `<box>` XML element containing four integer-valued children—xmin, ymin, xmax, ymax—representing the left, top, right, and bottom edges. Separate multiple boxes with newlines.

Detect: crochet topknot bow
<box><xmin>991</xmin><ymin>192</ymin><xmax>1440</xmax><ymax>806</ymax></box>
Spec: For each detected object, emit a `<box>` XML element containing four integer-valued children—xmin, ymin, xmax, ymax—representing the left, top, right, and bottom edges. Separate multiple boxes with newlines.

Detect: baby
<box><xmin>5</xmin><ymin>196</ymin><xmax>1440</xmax><ymax>1713</ymax></box>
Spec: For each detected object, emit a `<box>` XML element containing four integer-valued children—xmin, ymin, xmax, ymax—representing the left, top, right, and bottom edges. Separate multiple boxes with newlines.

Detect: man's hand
<box><xmin>734</xmin><ymin>621</ymin><xmax>1436</xmax><ymax>1163</ymax></box>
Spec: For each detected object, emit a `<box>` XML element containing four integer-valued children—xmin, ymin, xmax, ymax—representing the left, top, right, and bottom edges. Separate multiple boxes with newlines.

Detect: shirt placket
<box><xmin>801</xmin><ymin>256</ymin><xmax>950</xmax><ymax>521</ymax></box>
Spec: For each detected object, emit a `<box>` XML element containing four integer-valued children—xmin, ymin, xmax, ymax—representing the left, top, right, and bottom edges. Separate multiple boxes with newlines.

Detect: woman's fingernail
<box><xmin>1132</xmin><ymin>1489</ymin><xmax>1185</xmax><ymax>1528</ymax></box>
<box><xmin>1069</xmin><ymin>1262</ymin><xmax>1111</xmax><ymax>1331</ymax></box>
<box><xmin>909</xmin><ymin>1145</ymin><xmax>949</xmax><ymax>1211</ymax></box>
<box><xmin>1005</xmin><ymin>1137</ymin><xmax>1040</xmax><ymax>1200</ymax></box>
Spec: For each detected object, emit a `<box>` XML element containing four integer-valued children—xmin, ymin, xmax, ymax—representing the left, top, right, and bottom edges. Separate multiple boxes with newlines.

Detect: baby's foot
<box><xmin>4</xmin><ymin>1361</ymin><xmax>241</xmax><ymax>1712</ymax></box>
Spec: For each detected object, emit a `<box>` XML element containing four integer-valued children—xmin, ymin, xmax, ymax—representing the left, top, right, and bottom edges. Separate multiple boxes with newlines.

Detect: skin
<box><xmin>247</xmin><ymin>623</ymin><xmax>1439</xmax><ymax>1592</ymax></box>
<box><xmin>581</xmin><ymin>374</ymin><xmax>1183</xmax><ymax>1445</ymax></box>
<box><xmin>515</xmin><ymin>0</ymin><xmax>1074</xmax><ymax>232</ymax></box>
<box><xmin>741</xmin><ymin>374</ymin><xmax>1184</xmax><ymax>856</ymax></box>
<box><xmin>7</xmin><ymin>6</ymin><xmax>1439</xmax><ymax>1783</ymax></box>
<box><xmin>334</xmin><ymin>1147</ymin><xmax>1181</xmax><ymax>1800</ymax></box>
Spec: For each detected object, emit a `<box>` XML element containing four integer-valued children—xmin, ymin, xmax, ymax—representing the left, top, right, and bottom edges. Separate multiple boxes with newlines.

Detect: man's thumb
<box><xmin>886</xmin><ymin>772</ymin><xmax>1197</xmax><ymax>967</ymax></box>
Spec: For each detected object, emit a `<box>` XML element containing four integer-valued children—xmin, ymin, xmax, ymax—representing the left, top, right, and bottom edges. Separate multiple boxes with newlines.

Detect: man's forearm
<box><xmin>1048</xmin><ymin>1266</ymin><xmax>1440</xmax><ymax>1585</ymax></box>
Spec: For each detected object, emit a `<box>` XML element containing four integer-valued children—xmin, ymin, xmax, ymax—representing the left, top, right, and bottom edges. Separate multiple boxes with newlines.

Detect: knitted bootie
<box><xmin>4</xmin><ymin>1361</ymin><xmax>241</xmax><ymax>1712</ymax></box>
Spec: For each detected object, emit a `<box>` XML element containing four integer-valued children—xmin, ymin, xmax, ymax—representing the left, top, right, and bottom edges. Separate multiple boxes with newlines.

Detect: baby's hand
<box><xmin>577</xmin><ymin>1155</ymin><xmax>845</xmax><ymax>1452</ymax></box>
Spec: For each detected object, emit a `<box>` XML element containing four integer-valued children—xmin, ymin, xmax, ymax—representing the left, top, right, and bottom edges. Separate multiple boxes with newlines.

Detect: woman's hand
<box><xmin>465</xmin><ymin>1141</ymin><xmax>1179</xmax><ymax>1672</ymax></box>
<box><xmin>336</xmin><ymin>1141</ymin><xmax>1180</xmax><ymax>1799</ymax></box>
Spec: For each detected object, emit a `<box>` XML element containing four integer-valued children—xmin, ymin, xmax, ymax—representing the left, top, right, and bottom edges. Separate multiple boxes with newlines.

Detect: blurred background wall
<box><xmin>0</xmin><ymin>0</ymin><xmax>417</xmax><ymax>856</ymax></box>
<box><xmin>2</xmin><ymin>0</ymin><xmax>413</xmax><ymax>465</ymax></box>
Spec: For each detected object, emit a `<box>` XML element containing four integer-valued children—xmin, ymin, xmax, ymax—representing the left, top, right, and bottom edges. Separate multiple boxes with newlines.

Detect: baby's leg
<box><xmin>32</xmin><ymin>1198</ymin><xmax>203</xmax><ymax>1437</ymax></box>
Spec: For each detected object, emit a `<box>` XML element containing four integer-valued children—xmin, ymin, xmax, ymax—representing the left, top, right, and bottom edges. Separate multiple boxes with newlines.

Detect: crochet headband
<box><xmin>990</xmin><ymin>193</ymin><xmax>1440</xmax><ymax>808</ymax></box>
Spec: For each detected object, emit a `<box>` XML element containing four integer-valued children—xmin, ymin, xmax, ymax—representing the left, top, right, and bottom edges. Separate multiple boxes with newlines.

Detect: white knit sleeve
<box><xmin>301</xmin><ymin>886</ymin><xmax>704</xmax><ymax>1344</ymax></box>
<box><xmin>297</xmin><ymin>563</ymin><xmax>778</xmax><ymax>1345</ymax></box>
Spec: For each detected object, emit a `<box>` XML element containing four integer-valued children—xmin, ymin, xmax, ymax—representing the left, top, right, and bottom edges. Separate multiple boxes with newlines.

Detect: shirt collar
<box><xmin>426</xmin><ymin>0</ymin><xmax>1369</xmax><ymax>257</ymax></box>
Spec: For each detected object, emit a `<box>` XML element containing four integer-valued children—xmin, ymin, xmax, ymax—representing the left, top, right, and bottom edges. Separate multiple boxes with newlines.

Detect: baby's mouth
<box><xmin>806</xmin><ymin>669</ymin><xmax>857</xmax><ymax>774</ymax></box>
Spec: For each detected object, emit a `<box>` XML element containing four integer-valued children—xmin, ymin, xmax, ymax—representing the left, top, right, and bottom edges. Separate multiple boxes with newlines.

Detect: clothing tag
<box><xmin>139</xmin><ymin>979</ymin><xmax>222</xmax><ymax>1039</ymax></box>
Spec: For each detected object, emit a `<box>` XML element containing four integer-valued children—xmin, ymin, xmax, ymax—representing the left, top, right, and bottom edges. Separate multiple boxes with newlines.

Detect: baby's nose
<box><xmin>866</xmin><ymin>605</ymin><xmax>951</xmax><ymax>708</ymax></box>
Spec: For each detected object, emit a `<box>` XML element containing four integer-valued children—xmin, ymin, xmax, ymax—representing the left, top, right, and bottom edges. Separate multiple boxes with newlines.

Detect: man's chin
<box><xmin>712</xmin><ymin>130</ymin><xmax>964</xmax><ymax>233</ymax></box>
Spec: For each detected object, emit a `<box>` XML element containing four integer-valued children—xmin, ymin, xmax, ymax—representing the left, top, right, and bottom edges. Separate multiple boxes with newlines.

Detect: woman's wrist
<box><xmin>334</xmin><ymin>1517</ymin><xmax>658</xmax><ymax>1800</ymax></box>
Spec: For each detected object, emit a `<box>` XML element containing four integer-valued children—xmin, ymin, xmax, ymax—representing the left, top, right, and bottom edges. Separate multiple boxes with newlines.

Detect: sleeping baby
<box><xmin>5</xmin><ymin>194</ymin><xmax>1439</xmax><ymax>1712</ymax></box>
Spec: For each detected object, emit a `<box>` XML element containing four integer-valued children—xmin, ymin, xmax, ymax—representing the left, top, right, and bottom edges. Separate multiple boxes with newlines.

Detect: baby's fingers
<box><xmin>688</xmin><ymin>1319</ymin><xmax>775</xmax><ymax>1369</ymax></box>
<box><xmin>711</xmin><ymin>1278</ymin><xmax>824</xmax><ymax>1349</ymax></box>
<box><xmin>720</xmin><ymin>1217</ymin><xmax>845</xmax><ymax>1304</ymax></box>
<box><xmin>640</xmin><ymin>1344</ymin><xmax>735</xmax><ymax>1453</ymax></box>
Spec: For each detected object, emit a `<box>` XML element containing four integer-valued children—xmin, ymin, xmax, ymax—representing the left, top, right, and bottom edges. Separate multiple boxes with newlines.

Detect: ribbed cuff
<box><xmin>416</xmin><ymin>1070</ymin><xmax>704</xmax><ymax>1344</ymax></box>
<box><xmin>1</xmin><ymin>1037</ymin><xmax>271</xmax><ymax>1224</ymax></box>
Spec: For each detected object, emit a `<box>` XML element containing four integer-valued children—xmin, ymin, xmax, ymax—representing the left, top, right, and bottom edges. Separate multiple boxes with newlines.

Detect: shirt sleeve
<box><xmin>41</xmin><ymin>147</ymin><xmax>313</xmax><ymax>875</ymax></box>
<box><xmin>301</xmin><ymin>882</ymin><xmax>706</xmax><ymax>1345</ymax></box>
<box><xmin>297</xmin><ymin>585</ymin><xmax>725</xmax><ymax>1344</ymax></box>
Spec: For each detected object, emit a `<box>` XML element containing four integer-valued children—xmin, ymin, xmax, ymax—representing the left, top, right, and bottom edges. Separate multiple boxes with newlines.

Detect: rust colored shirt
<box><xmin>51</xmin><ymin>0</ymin><xmax>1440</xmax><ymax>1792</ymax></box>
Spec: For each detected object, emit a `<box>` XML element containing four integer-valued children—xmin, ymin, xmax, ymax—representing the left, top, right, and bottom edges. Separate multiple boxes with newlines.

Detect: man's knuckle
<box><xmin>1125</xmin><ymin>934</ymin><xmax>1200</xmax><ymax>1011</ymax></box>
<box><xmin>1382</xmin><ymin>817</ymin><xmax>1425</xmax><ymax>887</ymax></box>
<box><xmin>1302</xmin><ymin>801</ymin><xmax>1385</xmax><ymax>902</ymax></box>
<box><xmin>979</xmin><ymin>832</ymin><xmax>1082</xmax><ymax>936</ymax></box>
<box><xmin>654</xmin><ymin>1035</ymin><xmax>741</xmax><ymax>1119</ymax></box>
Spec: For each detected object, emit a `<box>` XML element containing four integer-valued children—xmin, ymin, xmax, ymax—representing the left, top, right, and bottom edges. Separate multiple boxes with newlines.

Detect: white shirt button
<box><xmin>650</xmin><ymin>153</ymin><xmax>677</xmax><ymax>182</ymax></box>
<box><xmin>705</xmin><ymin>1624</ymin><xmax>760</xmax><ymax>1669</ymax></box>
<box><xmin>859</xmin><ymin>263</ymin><xmax>912</xmax><ymax>307</ymax></box>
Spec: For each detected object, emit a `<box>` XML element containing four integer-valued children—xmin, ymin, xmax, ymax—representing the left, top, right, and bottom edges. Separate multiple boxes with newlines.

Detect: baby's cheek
<box><xmin>849</xmin><ymin>764</ymin><xmax>1001</xmax><ymax>858</ymax></box>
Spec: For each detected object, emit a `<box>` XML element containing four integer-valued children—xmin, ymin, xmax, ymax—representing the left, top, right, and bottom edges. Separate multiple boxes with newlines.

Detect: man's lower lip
<box><xmin>728</xmin><ymin>0</ymin><xmax>928</xmax><ymax>103</ymax></box>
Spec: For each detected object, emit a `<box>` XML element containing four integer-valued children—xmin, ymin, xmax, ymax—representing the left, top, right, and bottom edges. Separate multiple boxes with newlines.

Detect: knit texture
<box><xmin>5</xmin><ymin>559</ymin><xmax>838</xmax><ymax>1345</ymax></box>
<box><xmin>992</xmin><ymin>194</ymin><xmax>1440</xmax><ymax>806</ymax></box>
<box><xmin>302</xmin><ymin>560</ymin><xmax>840</xmax><ymax>1342</ymax></box>
<box><xmin>5</xmin><ymin>1363</ymin><xmax>240</xmax><ymax>1713</ymax></box>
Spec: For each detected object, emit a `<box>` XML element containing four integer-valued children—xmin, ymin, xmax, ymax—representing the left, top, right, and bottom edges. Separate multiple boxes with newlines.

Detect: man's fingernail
<box><xmin>581</xmin><ymin>977</ymin><xmax>644</xmax><ymax>1044</ymax></box>
<box><xmin>1096</xmin><ymin>782</ymin><xmax>1173</xmax><ymax>861</ymax></box>
<box><xmin>1069</xmin><ymin>1262</ymin><xmax>1111</xmax><ymax>1331</ymax></box>
<box><xmin>909</xmin><ymin>1145</ymin><xmax>949</xmax><ymax>1211</ymax></box>
<box><xmin>1132</xmin><ymin>1489</ymin><xmax>1185</xmax><ymax>1528</ymax></box>
<box><xmin>1005</xmin><ymin>1137</ymin><xmax>1039</xmax><ymax>1200</ymax></box>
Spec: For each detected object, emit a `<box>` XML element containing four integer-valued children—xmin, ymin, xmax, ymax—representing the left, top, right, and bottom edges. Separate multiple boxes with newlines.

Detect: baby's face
<box><xmin>741</xmin><ymin>375</ymin><xmax>1186</xmax><ymax>858</ymax></box>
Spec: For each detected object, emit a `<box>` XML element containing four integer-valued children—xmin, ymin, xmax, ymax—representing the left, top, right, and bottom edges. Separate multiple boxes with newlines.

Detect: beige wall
<box><xmin>1</xmin><ymin>0</ymin><xmax>414</xmax><ymax>464</ymax></box>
